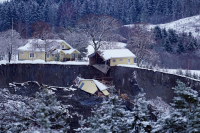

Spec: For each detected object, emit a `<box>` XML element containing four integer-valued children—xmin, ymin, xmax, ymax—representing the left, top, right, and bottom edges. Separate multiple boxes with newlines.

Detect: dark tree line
<box><xmin>1</xmin><ymin>0</ymin><xmax>200</xmax><ymax>37</ymax></box>
<box><xmin>153</xmin><ymin>26</ymin><xmax>199</xmax><ymax>55</ymax></box>
<box><xmin>152</xmin><ymin>26</ymin><xmax>200</xmax><ymax>69</ymax></box>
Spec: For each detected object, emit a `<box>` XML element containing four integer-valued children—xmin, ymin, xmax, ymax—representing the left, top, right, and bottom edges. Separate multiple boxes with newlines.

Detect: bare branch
<box><xmin>75</xmin><ymin>15</ymin><xmax>121</xmax><ymax>51</ymax></box>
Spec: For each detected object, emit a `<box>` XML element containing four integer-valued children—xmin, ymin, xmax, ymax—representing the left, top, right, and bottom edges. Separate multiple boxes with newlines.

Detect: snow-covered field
<box><xmin>125</xmin><ymin>15</ymin><xmax>200</xmax><ymax>38</ymax></box>
<box><xmin>0</xmin><ymin>59</ymin><xmax>89</xmax><ymax>65</ymax></box>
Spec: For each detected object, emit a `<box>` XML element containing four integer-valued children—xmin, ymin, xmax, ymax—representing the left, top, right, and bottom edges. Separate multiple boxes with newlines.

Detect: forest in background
<box><xmin>1</xmin><ymin>0</ymin><xmax>200</xmax><ymax>69</ymax></box>
<box><xmin>0</xmin><ymin>0</ymin><xmax>200</xmax><ymax>37</ymax></box>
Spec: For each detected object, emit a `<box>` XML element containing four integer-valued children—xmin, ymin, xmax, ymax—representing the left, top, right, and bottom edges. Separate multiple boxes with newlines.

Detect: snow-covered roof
<box><xmin>93</xmin><ymin>80</ymin><xmax>108</xmax><ymax>91</ymax></box>
<box><xmin>58</xmin><ymin>49</ymin><xmax>80</xmax><ymax>54</ymax></box>
<box><xmin>18</xmin><ymin>39</ymin><xmax>72</xmax><ymax>52</ymax></box>
<box><xmin>93</xmin><ymin>49</ymin><xmax>136</xmax><ymax>61</ymax></box>
<box><xmin>80</xmin><ymin>79</ymin><xmax>108</xmax><ymax>91</ymax></box>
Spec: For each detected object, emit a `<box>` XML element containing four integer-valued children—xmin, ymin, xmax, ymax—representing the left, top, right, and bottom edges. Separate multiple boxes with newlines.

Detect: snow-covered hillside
<box><xmin>126</xmin><ymin>15</ymin><xmax>200</xmax><ymax>38</ymax></box>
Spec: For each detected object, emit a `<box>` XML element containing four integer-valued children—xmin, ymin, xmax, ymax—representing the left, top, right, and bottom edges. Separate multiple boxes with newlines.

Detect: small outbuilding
<box><xmin>88</xmin><ymin>49</ymin><xmax>136</xmax><ymax>66</ymax></box>
<box><xmin>78</xmin><ymin>79</ymin><xmax>109</xmax><ymax>96</ymax></box>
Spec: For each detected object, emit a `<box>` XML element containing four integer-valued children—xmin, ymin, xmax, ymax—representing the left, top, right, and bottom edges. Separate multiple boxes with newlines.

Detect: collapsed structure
<box><xmin>88</xmin><ymin>49</ymin><xmax>136</xmax><ymax>73</ymax></box>
<box><xmin>78</xmin><ymin>78</ymin><xmax>110</xmax><ymax>96</ymax></box>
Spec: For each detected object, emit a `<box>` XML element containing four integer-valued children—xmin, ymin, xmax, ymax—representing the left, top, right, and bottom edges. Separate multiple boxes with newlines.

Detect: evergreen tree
<box><xmin>76</xmin><ymin>95</ymin><xmax>135</xmax><ymax>133</ymax></box>
<box><xmin>186</xmin><ymin>32</ymin><xmax>198</xmax><ymax>52</ymax></box>
<box><xmin>154</xmin><ymin>26</ymin><xmax>162</xmax><ymax>41</ymax></box>
<box><xmin>168</xmin><ymin>29</ymin><xmax>178</xmax><ymax>44</ymax></box>
<box><xmin>164</xmin><ymin>38</ymin><xmax>173</xmax><ymax>53</ymax></box>
<box><xmin>161</xmin><ymin>28</ymin><xmax>168</xmax><ymax>39</ymax></box>
<box><xmin>0</xmin><ymin>88</ymin><xmax>70</xmax><ymax>132</ymax></box>
<box><xmin>29</xmin><ymin>88</ymin><xmax>70</xmax><ymax>132</ymax></box>
<box><xmin>76</xmin><ymin>91</ymin><xmax>152</xmax><ymax>133</ymax></box>
<box><xmin>176</xmin><ymin>38</ymin><xmax>185</xmax><ymax>54</ymax></box>
<box><xmin>153</xmin><ymin>80</ymin><xmax>200</xmax><ymax>133</ymax></box>
<box><xmin>185</xmin><ymin>69</ymin><xmax>192</xmax><ymax>77</ymax></box>
<box><xmin>132</xmin><ymin>92</ymin><xmax>152</xmax><ymax>133</ymax></box>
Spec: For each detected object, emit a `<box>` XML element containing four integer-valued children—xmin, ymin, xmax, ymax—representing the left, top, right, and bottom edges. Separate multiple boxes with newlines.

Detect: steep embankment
<box><xmin>0</xmin><ymin>64</ymin><xmax>105</xmax><ymax>88</ymax></box>
<box><xmin>0</xmin><ymin>64</ymin><xmax>200</xmax><ymax>103</ymax></box>
<box><xmin>111</xmin><ymin>66</ymin><xmax>200</xmax><ymax>103</ymax></box>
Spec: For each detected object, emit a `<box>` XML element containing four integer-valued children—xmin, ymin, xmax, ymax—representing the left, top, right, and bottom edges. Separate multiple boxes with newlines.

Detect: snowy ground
<box><xmin>125</xmin><ymin>15</ymin><xmax>200</xmax><ymax>38</ymax></box>
<box><xmin>0</xmin><ymin>59</ymin><xmax>89</xmax><ymax>65</ymax></box>
<box><xmin>118</xmin><ymin>64</ymin><xmax>200</xmax><ymax>80</ymax></box>
<box><xmin>166</xmin><ymin>69</ymin><xmax>200</xmax><ymax>76</ymax></box>
<box><xmin>2</xmin><ymin>59</ymin><xmax>200</xmax><ymax>77</ymax></box>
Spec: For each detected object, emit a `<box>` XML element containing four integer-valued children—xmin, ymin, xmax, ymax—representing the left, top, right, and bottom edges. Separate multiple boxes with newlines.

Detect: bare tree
<box><xmin>31</xmin><ymin>21</ymin><xmax>59</xmax><ymax>62</ymax></box>
<box><xmin>100</xmin><ymin>41</ymin><xmax>122</xmax><ymax>50</ymax></box>
<box><xmin>61</xmin><ymin>31</ymin><xmax>89</xmax><ymax>58</ymax></box>
<box><xmin>127</xmin><ymin>24</ymin><xmax>158</xmax><ymax>66</ymax></box>
<box><xmin>0</xmin><ymin>29</ymin><xmax>22</xmax><ymax>62</ymax></box>
<box><xmin>76</xmin><ymin>15</ymin><xmax>121</xmax><ymax>52</ymax></box>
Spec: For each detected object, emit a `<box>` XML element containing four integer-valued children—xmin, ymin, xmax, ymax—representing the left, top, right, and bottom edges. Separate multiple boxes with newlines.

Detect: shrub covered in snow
<box><xmin>0</xmin><ymin>88</ymin><xmax>71</xmax><ymax>133</ymax></box>
<box><xmin>76</xmin><ymin>92</ymin><xmax>152</xmax><ymax>133</ymax></box>
<box><xmin>176</xmin><ymin>68</ymin><xmax>183</xmax><ymax>75</ymax></box>
<box><xmin>185</xmin><ymin>69</ymin><xmax>192</xmax><ymax>77</ymax></box>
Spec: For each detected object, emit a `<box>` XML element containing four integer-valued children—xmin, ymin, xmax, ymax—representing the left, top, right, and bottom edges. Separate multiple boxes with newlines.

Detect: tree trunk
<box><xmin>8</xmin><ymin>51</ymin><xmax>12</xmax><ymax>63</ymax></box>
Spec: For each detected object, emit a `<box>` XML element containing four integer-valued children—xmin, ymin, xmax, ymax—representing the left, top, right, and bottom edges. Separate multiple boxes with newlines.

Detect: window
<box><xmin>113</xmin><ymin>59</ymin><xmax>116</xmax><ymax>62</ymax></box>
<box><xmin>21</xmin><ymin>52</ymin><xmax>24</xmax><ymax>55</ymax></box>
<box><xmin>79</xmin><ymin>83</ymin><xmax>84</xmax><ymax>89</ymax></box>
<box><xmin>30</xmin><ymin>52</ymin><xmax>34</xmax><ymax>58</ymax></box>
<box><xmin>51</xmin><ymin>54</ymin><xmax>54</xmax><ymax>57</ymax></box>
<box><xmin>71</xmin><ymin>53</ymin><xmax>75</xmax><ymax>58</ymax></box>
<box><xmin>128</xmin><ymin>59</ymin><xmax>130</xmax><ymax>65</ymax></box>
<box><xmin>119</xmin><ymin>59</ymin><xmax>123</xmax><ymax>61</ymax></box>
<box><xmin>46</xmin><ymin>53</ymin><xmax>50</xmax><ymax>58</ymax></box>
<box><xmin>134</xmin><ymin>58</ymin><xmax>137</xmax><ymax>63</ymax></box>
<box><xmin>62</xmin><ymin>45</ymin><xmax>64</xmax><ymax>49</ymax></box>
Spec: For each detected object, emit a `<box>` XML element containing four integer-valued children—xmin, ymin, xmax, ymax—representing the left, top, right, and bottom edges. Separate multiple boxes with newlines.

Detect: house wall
<box><xmin>110</xmin><ymin>57</ymin><xmax>134</xmax><ymax>66</ymax></box>
<box><xmin>46</xmin><ymin>54</ymin><xmax>55</xmax><ymax>61</ymax></box>
<box><xmin>60</xmin><ymin>52</ymin><xmax>71</xmax><ymax>61</ymax></box>
<box><xmin>18</xmin><ymin>51</ymin><xmax>45</xmax><ymax>61</ymax></box>
<box><xmin>60</xmin><ymin>42</ymin><xmax>71</xmax><ymax>49</ymax></box>
<box><xmin>59</xmin><ymin>51</ymin><xmax>80</xmax><ymax>61</ymax></box>
<box><xmin>102</xmin><ymin>90</ymin><xmax>109</xmax><ymax>95</ymax></box>
<box><xmin>89</xmin><ymin>56</ymin><xmax>97</xmax><ymax>65</ymax></box>
<box><xmin>89</xmin><ymin>53</ymin><xmax>106</xmax><ymax>65</ymax></box>
<box><xmin>78</xmin><ymin>80</ymin><xmax>98</xmax><ymax>94</ymax></box>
